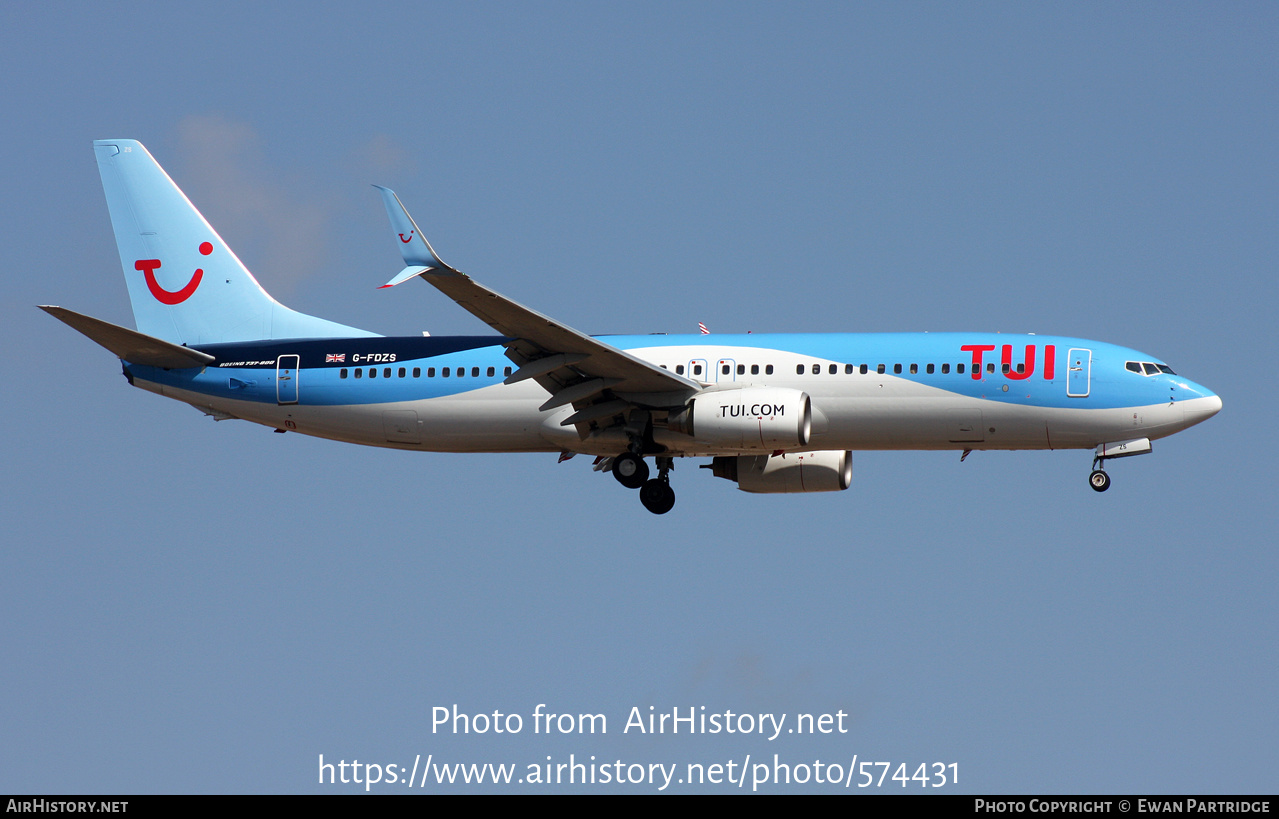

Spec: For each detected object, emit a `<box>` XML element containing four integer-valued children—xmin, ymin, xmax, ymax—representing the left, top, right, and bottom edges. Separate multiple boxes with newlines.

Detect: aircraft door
<box><xmin>716</xmin><ymin>358</ymin><xmax>737</xmax><ymax>383</ymax></box>
<box><xmin>276</xmin><ymin>355</ymin><xmax>300</xmax><ymax>404</ymax></box>
<box><xmin>687</xmin><ymin>359</ymin><xmax>708</xmax><ymax>382</ymax></box>
<box><xmin>1067</xmin><ymin>348</ymin><xmax>1091</xmax><ymax>397</ymax></box>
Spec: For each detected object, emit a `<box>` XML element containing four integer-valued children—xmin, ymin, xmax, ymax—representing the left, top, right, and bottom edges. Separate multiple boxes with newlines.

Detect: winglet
<box><xmin>373</xmin><ymin>185</ymin><xmax>460</xmax><ymax>287</ymax></box>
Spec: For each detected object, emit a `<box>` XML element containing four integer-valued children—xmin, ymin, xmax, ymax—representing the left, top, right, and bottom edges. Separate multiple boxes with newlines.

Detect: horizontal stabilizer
<box><xmin>40</xmin><ymin>305</ymin><xmax>215</xmax><ymax>368</ymax></box>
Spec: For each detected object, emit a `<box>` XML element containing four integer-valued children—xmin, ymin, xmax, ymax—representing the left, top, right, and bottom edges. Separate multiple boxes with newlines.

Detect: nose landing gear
<box><xmin>1088</xmin><ymin>468</ymin><xmax>1111</xmax><ymax>492</ymax></box>
<box><xmin>1087</xmin><ymin>437</ymin><xmax>1152</xmax><ymax>492</ymax></box>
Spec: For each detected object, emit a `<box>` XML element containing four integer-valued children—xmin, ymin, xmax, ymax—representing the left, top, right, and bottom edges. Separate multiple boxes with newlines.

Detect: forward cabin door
<box><xmin>1067</xmin><ymin>348</ymin><xmax>1091</xmax><ymax>397</ymax></box>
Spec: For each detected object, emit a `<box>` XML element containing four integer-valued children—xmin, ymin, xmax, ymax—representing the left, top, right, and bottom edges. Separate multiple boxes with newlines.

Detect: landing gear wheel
<box><xmin>639</xmin><ymin>478</ymin><xmax>676</xmax><ymax>515</ymax></box>
<box><xmin>612</xmin><ymin>452</ymin><xmax>649</xmax><ymax>489</ymax></box>
<box><xmin>1089</xmin><ymin>469</ymin><xmax>1111</xmax><ymax>492</ymax></box>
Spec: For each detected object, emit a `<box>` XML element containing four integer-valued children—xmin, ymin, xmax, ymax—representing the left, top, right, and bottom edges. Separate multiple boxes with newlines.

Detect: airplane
<box><xmin>43</xmin><ymin>139</ymin><xmax>1222</xmax><ymax>514</ymax></box>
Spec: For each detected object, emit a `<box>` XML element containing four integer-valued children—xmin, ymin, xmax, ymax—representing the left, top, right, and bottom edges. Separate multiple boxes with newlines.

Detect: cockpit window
<box><xmin>1127</xmin><ymin>360</ymin><xmax>1178</xmax><ymax>376</ymax></box>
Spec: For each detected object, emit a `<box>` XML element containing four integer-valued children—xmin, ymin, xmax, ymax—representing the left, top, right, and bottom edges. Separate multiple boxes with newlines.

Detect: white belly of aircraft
<box><xmin>138</xmin><ymin>375</ymin><xmax>1203</xmax><ymax>457</ymax></box>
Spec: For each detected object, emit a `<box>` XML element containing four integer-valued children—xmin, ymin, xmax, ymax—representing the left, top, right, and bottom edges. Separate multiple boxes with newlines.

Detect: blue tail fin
<box><xmin>93</xmin><ymin>139</ymin><xmax>378</xmax><ymax>345</ymax></box>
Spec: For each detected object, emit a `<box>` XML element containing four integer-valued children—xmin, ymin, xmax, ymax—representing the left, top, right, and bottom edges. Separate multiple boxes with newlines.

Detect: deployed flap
<box><xmin>374</xmin><ymin>188</ymin><xmax>701</xmax><ymax>402</ymax></box>
<box><xmin>40</xmin><ymin>305</ymin><xmax>215</xmax><ymax>368</ymax></box>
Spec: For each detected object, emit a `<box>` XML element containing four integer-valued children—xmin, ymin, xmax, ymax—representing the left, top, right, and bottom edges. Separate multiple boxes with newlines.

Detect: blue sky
<box><xmin>2</xmin><ymin>2</ymin><xmax>1275</xmax><ymax>793</ymax></box>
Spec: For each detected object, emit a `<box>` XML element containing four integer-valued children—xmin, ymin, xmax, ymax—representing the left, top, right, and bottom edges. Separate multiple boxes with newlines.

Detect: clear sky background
<box><xmin>2</xmin><ymin>2</ymin><xmax>1275</xmax><ymax>794</ymax></box>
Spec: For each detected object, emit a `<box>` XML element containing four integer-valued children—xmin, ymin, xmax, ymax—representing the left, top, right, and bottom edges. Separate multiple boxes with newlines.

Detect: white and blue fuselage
<box><xmin>128</xmin><ymin>332</ymin><xmax>1219</xmax><ymax>456</ymax></box>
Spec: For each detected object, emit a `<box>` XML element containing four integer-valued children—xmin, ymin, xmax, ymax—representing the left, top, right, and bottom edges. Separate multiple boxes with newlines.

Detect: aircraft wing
<box><xmin>375</xmin><ymin>187</ymin><xmax>701</xmax><ymax>419</ymax></box>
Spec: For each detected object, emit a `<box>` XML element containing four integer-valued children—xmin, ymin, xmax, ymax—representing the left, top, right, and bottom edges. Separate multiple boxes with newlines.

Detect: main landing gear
<box><xmin>611</xmin><ymin>451</ymin><xmax>649</xmax><ymax>488</ymax></box>
<box><xmin>613</xmin><ymin>452</ymin><xmax>675</xmax><ymax>514</ymax></box>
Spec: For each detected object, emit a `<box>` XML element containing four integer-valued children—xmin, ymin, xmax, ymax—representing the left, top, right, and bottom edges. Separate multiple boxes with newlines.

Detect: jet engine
<box><xmin>667</xmin><ymin>387</ymin><xmax>811</xmax><ymax>450</ymax></box>
<box><xmin>704</xmin><ymin>450</ymin><xmax>852</xmax><ymax>493</ymax></box>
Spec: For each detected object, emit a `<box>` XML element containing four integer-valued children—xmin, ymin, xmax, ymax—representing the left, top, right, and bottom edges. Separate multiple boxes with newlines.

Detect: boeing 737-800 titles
<box><xmin>43</xmin><ymin>140</ymin><xmax>1221</xmax><ymax>514</ymax></box>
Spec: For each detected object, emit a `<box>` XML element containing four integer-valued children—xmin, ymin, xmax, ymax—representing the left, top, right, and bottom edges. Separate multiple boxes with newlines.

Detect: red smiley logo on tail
<box><xmin>399</xmin><ymin>231</ymin><xmax>414</xmax><ymax>243</ymax></box>
<box><xmin>136</xmin><ymin>242</ymin><xmax>212</xmax><ymax>304</ymax></box>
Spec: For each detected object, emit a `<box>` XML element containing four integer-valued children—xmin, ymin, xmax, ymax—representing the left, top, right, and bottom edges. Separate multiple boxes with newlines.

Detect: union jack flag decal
<box><xmin>326</xmin><ymin>353</ymin><xmax>346</xmax><ymax>363</ymax></box>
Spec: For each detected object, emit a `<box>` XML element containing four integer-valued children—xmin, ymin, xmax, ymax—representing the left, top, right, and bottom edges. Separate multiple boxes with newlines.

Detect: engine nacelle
<box><xmin>705</xmin><ymin>450</ymin><xmax>852</xmax><ymax>493</ymax></box>
<box><xmin>667</xmin><ymin>387</ymin><xmax>812</xmax><ymax>450</ymax></box>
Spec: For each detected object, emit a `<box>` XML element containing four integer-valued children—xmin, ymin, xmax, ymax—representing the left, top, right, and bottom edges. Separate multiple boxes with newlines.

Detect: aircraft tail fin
<box><xmin>92</xmin><ymin>139</ymin><xmax>378</xmax><ymax>345</ymax></box>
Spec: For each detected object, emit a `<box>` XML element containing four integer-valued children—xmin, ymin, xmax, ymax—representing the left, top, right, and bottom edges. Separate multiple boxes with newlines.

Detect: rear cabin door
<box><xmin>276</xmin><ymin>355</ymin><xmax>300</xmax><ymax>404</ymax></box>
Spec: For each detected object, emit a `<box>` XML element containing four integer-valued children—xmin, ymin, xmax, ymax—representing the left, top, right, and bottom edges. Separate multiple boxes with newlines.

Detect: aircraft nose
<box><xmin>1183</xmin><ymin>391</ymin><xmax>1222</xmax><ymax>427</ymax></box>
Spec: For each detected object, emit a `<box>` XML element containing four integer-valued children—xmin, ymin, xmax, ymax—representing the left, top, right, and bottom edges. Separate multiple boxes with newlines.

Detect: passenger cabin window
<box><xmin>722</xmin><ymin>364</ymin><xmax>731</xmax><ymax>375</ymax></box>
<box><xmin>504</xmin><ymin>367</ymin><xmax>513</xmax><ymax>376</ymax></box>
<box><xmin>693</xmin><ymin>364</ymin><xmax>703</xmax><ymax>376</ymax></box>
<box><xmin>751</xmin><ymin>364</ymin><xmax>759</xmax><ymax>375</ymax></box>
<box><xmin>737</xmin><ymin>364</ymin><xmax>745</xmax><ymax>375</ymax></box>
<box><xmin>427</xmin><ymin>367</ymin><xmax>436</xmax><ymax>377</ymax></box>
<box><xmin>957</xmin><ymin>364</ymin><xmax>965</xmax><ymax>373</ymax></box>
<box><xmin>860</xmin><ymin>364</ymin><xmax>868</xmax><ymax>374</ymax></box>
<box><xmin>941</xmin><ymin>363</ymin><xmax>949</xmax><ymax>374</ymax></box>
<box><xmin>369</xmin><ymin>368</ymin><xmax>377</xmax><ymax>378</ymax></box>
<box><xmin>765</xmin><ymin>365</ymin><xmax>774</xmax><ymax>375</ymax></box>
<box><xmin>398</xmin><ymin>367</ymin><xmax>406</xmax><ymax>378</ymax></box>
<box><xmin>340</xmin><ymin>368</ymin><xmax>348</xmax><ymax>379</ymax></box>
<box><xmin>676</xmin><ymin>365</ymin><xmax>685</xmax><ymax>375</ymax></box>
<box><xmin>909</xmin><ymin>364</ymin><xmax>918</xmax><ymax>374</ymax></box>
<box><xmin>877</xmin><ymin>364</ymin><xmax>886</xmax><ymax>374</ymax></box>
<box><xmin>487</xmin><ymin>366</ymin><xmax>495</xmax><ymax>377</ymax></box>
<box><xmin>472</xmin><ymin>367</ymin><xmax>480</xmax><ymax>377</ymax></box>
<box><xmin>894</xmin><ymin>364</ymin><xmax>902</xmax><ymax>374</ymax></box>
<box><xmin>413</xmin><ymin>367</ymin><xmax>421</xmax><ymax>378</ymax></box>
<box><xmin>926</xmin><ymin>364</ymin><xmax>934</xmax><ymax>374</ymax></box>
<box><xmin>796</xmin><ymin>364</ymin><xmax>805</xmax><ymax>375</ymax></box>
